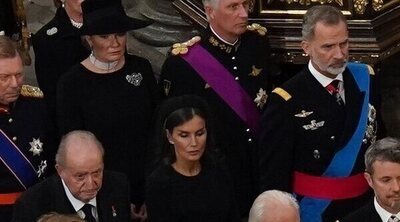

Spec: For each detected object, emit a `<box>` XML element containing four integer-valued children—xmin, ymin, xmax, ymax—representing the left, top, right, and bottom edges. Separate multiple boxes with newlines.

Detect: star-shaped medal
<box><xmin>29</xmin><ymin>138</ymin><xmax>43</xmax><ymax>156</ymax></box>
<box><xmin>254</xmin><ymin>88</ymin><xmax>268</xmax><ymax>109</ymax></box>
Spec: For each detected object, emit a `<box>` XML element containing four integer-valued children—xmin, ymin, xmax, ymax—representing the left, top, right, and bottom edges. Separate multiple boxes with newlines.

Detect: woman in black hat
<box><xmin>146</xmin><ymin>95</ymin><xmax>240</xmax><ymax>222</ymax></box>
<box><xmin>57</xmin><ymin>0</ymin><xmax>158</xmax><ymax>220</ymax></box>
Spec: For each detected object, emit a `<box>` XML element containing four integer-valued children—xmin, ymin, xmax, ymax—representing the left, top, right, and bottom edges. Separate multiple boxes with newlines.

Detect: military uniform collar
<box><xmin>206</xmin><ymin>26</ymin><xmax>240</xmax><ymax>54</ymax></box>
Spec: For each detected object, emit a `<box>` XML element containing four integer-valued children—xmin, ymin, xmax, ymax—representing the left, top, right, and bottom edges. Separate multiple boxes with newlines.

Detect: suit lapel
<box><xmin>52</xmin><ymin>176</ymin><xmax>77</xmax><ymax>214</ymax></box>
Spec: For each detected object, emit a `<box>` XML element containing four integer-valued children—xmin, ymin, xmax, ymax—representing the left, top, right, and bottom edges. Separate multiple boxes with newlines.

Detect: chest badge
<box><xmin>126</xmin><ymin>72</ymin><xmax>143</xmax><ymax>86</ymax></box>
<box><xmin>303</xmin><ymin>120</ymin><xmax>325</xmax><ymax>130</ymax></box>
<box><xmin>254</xmin><ymin>88</ymin><xmax>268</xmax><ymax>109</ymax></box>
<box><xmin>37</xmin><ymin>160</ymin><xmax>47</xmax><ymax>177</ymax></box>
<box><xmin>249</xmin><ymin>65</ymin><xmax>262</xmax><ymax>77</ymax></box>
<box><xmin>29</xmin><ymin>138</ymin><xmax>43</xmax><ymax>156</ymax></box>
<box><xmin>295</xmin><ymin>110</ymin><xmax>314</xmax><ymax>118</ymax></box>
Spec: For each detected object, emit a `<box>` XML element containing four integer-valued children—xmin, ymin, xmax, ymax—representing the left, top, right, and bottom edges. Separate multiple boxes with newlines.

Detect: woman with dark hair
<box><xmin>146</xmin><ymin>95</ymin><xmax>240</xmax><ymax>222</ymax></box>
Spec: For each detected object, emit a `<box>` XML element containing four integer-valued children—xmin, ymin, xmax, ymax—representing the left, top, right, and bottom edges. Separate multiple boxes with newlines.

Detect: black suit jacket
<box><xmin>341</xmin><ymin>200</ymin><xmax>382</xmax><ymax>222</ymax></box>
<box><xmin>258</xmin><ymin>65</ymin><xmax>384</xmax><ymax>221</ymax></box>
<box><xmin>12</xmin><ymin>171</ymin><xmax>131</xmax><ymax>222</ymax></box>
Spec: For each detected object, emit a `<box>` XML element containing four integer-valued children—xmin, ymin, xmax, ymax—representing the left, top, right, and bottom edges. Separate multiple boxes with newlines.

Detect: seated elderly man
<box><xmin>12</xmin><ymin>130</ymin><xmax>131</xmax><ymax>222</ymax></box>
<box><xmin>249</xmin><ymin>190</ymin><xmax>300</xmax><ymax>222</ymax></box>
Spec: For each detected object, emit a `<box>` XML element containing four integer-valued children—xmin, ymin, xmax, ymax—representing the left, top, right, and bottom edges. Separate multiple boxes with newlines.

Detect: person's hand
<box><xmin>131</xmin><ymin>203</ymin><xmax>147</xmax><ymax>222</ymax></box>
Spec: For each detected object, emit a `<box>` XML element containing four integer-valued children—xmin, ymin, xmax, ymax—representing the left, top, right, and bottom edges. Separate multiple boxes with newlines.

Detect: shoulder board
<box><xmin>272</xmin><ymin>87</ymin><xmax>291</xmax><ymax>101</ymax></box>
<box><xmin>247</xmin><ymin>23</ymin><xmax>267</xmax><ymax>36</ymax></box>
<box><xmin>171</xmin><ymin>36</ymin><xmax>201</xmax><ymax>56</ymax></box>
<box><xmin>20</xmin><ymin>85</ymin><xmax>44</xmax><ymax>98</ymax></box>
<box><xmin>366</xmin><ymin>64</ymin><xmax>375</xmax><ymax>75</ymax></box>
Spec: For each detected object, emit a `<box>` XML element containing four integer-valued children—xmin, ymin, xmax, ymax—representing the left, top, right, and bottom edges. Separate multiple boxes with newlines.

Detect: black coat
<box><xmin>258</xmin><ymin>66</ymin><xmax>384</xmax><ymax>222</ymax></box>
<box><xmin>0</xmin><ymin>88</ymin><xmax>56</xmax><ymax>221</ymax></box>
<box><xmin>341</xmin><ymin>200</ymin><xmax>382</xmax><ymax>222</ymax></box>
<box><xmin>32</xmin><ymin>7</ymin><xmax>90</xmax><ymax>127</ymax></box>
<box><xmin>160</xmin><ymin>26</ymin><xmax>277</xmax><ymax>215</ymax></box>
<box><xmin>57</xmin><ymin>54</ymin><xmax>159</xmax><ymax>206</ymax></box>
<box><xmin>12</xmin><ymin>171</ymin><xmax>131</xmax><ymax>222</ymax></box>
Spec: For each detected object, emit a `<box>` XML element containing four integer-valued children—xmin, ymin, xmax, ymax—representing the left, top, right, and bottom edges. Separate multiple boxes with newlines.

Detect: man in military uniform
<box><xmin>161</xmin><ymin>0</ymin><xmax>278</xmax><ymax>216</ymax></box>
<box><xmin>0</xmin><ymin>36</ymin><xmax>54</xmax><ymax>221</ymax></box>
<box><xmin>258</xmin><ymin>5</ymin><xmax>385</xmax><ymax>222</ymax></box>
<box><xmin>32</xmin><ymin>0</ymin><xmax>89</xmax><ymax>130</ymax></box>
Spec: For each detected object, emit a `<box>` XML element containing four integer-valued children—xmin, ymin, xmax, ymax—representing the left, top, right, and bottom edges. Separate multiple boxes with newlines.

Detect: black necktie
<box><xmin>326</xmin><ymin>80</ymin><xmax>344</xmax><ymax>106</ymax></box>
<box><xmin>81</xmin><ymin>204</ymin><xmax>96</xmax><ymax>222</ymax></box>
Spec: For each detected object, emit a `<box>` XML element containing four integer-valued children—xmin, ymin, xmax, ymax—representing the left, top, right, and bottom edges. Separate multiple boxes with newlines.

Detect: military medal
<box><xmin>112</xmin><ymin>205</ymin><xmax>117</xmax><ymax>217</ymax></box>
<box><xmin>126</xmin><ymin>72</ymin><xmax>143</xmax><ymax>86</ymax></box>
<box><xmin>249</xmin><ymin>65</ymin><xmax>262</xmax><ymax>77</ymax></box>
<box><xmin>29</xmin><ymin>138</ymin><xmax>43</xmax><ymax>156</ymax></box>
<box><xmin>37</xmin><ymin>160</ymin><xmax>47</xmax><ymax>177</ymax></box>
<box><xmin>254</xmin><ymin>88</ymin><xmax>268</xmax><ymax>109</ymax></box>
<box><xmin>294</xmin><ymin>110</ymin><xmax>314</xmax><ymax>118</ymax></box>
<box><xmin>302</xmin><ymin>120</ymin><xmax>325</xmax><ymax>130</ymax></box>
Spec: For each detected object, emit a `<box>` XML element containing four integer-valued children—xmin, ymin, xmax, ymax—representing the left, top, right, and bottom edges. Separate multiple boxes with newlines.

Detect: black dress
<box><xmin>146</xmin><ymin>160</ymin><xmax>240</xmax><ymax>222</ymax></box>
<box><xmin>57</xmin><ymin>54</ymin><xmax>159</xmax><ymax>205</ymax></box>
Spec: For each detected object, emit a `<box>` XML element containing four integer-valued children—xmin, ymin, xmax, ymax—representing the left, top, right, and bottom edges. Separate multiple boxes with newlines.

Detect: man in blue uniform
<box><xmin>161</xmin><ymin>0</ymin><xmax>279</xmax><ymax>216</ymax></box>
<box><xmin>258</xmin><ymin>5</ymin><xmax>385</xmax><ymax>222</ymax></box>
<box><xmin>0</xmin><ymin>36</ymin><xmax>54</xmax><ymax>221</ymax></box>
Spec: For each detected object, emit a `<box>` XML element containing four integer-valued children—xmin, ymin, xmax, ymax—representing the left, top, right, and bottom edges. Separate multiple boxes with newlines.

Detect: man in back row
<box><xmin>161</xmin><ymin>0</ymin><xmax>279</xmax><ymax>216</ymax></box>
<box><xmin>259</xmin><ymin>5</ymin><xmax>385</xmax><ymax>222</ymax></box>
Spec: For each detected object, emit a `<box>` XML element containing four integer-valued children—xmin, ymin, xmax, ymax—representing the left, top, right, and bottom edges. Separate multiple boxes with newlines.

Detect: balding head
<box><xmin>249</xmin><ymin>190</ymin><xmax>300</xmax><ymax>222</ymax></box>
<box><xmin>55</xmin><ymin>130</ymin><xmax>104</xmax><ymax>202</ymax></box>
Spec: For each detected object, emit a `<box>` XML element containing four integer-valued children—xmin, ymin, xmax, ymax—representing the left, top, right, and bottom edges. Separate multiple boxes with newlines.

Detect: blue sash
<box><xmin>0</xmin><ymin>129</ymin><xmax>37</xmax><ymax>189</ymax></box>
<box><xmin>299</xmin><ymin>63</ymin><xmax>370</xmax><ymax>222</ymax></box>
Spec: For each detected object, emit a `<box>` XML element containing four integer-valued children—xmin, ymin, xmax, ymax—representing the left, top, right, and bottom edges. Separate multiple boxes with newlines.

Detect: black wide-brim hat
<box><xmin>80</xmin><ymin>0</ymin><xmax>151</xmax><ymax>35</ymax></box>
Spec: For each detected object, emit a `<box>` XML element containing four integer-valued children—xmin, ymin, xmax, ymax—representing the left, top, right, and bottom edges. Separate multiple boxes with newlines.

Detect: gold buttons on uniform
<box><xmin>12</xmin><ymin>136</ymin><xmax>17</xmax><ymax>141</ymax></box>
<box><xmin>235</xmin><ymin>77</ymin><xmax>239</xmax><ymax>81</ymax></box>
<box><xmin>8</xmin><ymin>118</ymin><xmax>13</xmax><ymax>123</ymax></box>
<box><xmin>330</xmin><ymin>136</ymin><xmax>335</xmax><ymax>140</ymax></box>
<box><xmin>233</xmin><ymin>66</ymin><xmax>237</xmax><ymax>70</ymax></box>
<box><xmin>232</xmin><ymin>56</ymin><xmax>236</xmax><ymax>60</ymax></box>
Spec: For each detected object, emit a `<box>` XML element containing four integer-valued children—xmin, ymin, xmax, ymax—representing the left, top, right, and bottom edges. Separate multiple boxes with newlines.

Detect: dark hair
<box><xmin>150</xmin><ymin>95</ymin><xmax>216</xmax><ymax>169</ymax></box>
<box><xmin>302</xmin><ymin>5</ymin><xmax>347</xmax><ymax>41</ymax></box>
<box><xmin>365</xmin><ymin>137</ymin><xmax>400</xmax><ymax>174</ymax></box>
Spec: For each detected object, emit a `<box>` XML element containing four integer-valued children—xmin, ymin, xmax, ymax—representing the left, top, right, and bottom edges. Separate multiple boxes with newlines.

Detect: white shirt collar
<box><xmin>61</xmin><ymin>179</ymin><xmax>97</xmax><ymax>218</ymax></box>
<box><xmin>308</xmin><ymin>61</ymin><xmax>344</xmax><ymax>88</ymax></box>
<box><xmin>374</xmin><ymin>196</ymin><xmax>400</xmax><ymax>222</ymax></box>
<box><xmin>209</xmin><ymin>25</ymin><xmax>238</xmax><ymax>46</ymax></box>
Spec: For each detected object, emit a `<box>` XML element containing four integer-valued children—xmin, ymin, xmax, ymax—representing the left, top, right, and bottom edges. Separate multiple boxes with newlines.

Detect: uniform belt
<box><xmin>0</xmin><ymin>192</ymin><xmax>22</xmax><ymax>205</ymax></box>
<box><xmin>293</xmin><ymin>171</ymin><xmax>369</xmax><ymax>200</ymax></box>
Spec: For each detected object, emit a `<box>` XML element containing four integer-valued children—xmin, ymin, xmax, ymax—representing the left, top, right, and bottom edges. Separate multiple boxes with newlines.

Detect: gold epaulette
<box><xmin>171</xmin><ymin>36</ymin><xmax>201</xmax><ymax>56</ymax></box>
<box><xmin>366</xmin><ymin>64</ymin><xmax>375</xmax><ymax>75</ymax></box>
<box><xmin>247</xmin><ymin>23</ymin><xmax>267</xmax><ymax>36</ymax></box>
<box><xmin>272</xmin><ymin>87</ymin><xmax>291</xmax><ymax>101</ymax></box>
<box><xmin>20</xmin><ymin>85</ymin><xmax>44</xmax><ymax>98</ymax></box>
